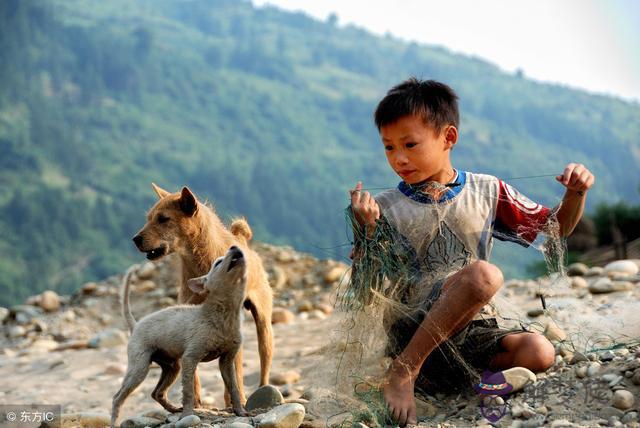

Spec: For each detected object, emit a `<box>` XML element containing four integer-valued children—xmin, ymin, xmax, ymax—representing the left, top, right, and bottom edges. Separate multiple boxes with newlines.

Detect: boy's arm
<box><xmin>553</xmin><ymin>163</ymin><xmax>595</xmax><ymax>236</ymax></box>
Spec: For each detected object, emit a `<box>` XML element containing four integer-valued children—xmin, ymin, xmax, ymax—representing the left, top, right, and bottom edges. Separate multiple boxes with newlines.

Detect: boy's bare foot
<box><xmin>383</xmin><ymin>359</ymin><xmax>418</xmax><ymax>426</ymax></box>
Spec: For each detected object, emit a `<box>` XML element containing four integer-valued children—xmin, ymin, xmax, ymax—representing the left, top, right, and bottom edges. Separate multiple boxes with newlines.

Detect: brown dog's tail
<box><xmin>120</xmin><ymin>266</ymin><xmax>137</xmax><ymax>332</ymax></box>
<box><xmin>230</xmin><ymin>217</ymin><xmax>253</xmax><ymax>244</ymax></box>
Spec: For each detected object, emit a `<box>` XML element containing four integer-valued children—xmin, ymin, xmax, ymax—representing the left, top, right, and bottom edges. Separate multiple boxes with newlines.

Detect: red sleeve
<box><xmin>493</xmin><ymin>180</ymin><xmax>551</xmax><ymax>246</ymax></box>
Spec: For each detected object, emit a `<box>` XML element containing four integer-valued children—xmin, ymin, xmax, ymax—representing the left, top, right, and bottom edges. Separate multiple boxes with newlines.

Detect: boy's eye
<box><xmin>157</xmin><ymin>214</ymin><xmax>170</xmax><ymax>223</ymax></box>
<box><xmin>406</xmin><ymin>142</ymin><xmax>417</xmax><ymax>148</ymax></box>
<box><xmin>385</xmin><ymin>145</ymin><xmax>393</xmax><ymax>151</ymax></box>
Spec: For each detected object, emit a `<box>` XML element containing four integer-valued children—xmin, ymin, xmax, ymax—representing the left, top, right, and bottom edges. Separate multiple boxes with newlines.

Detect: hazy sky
<box><xmin>252</xmin><ymin>0</ymin><xmax>640</xmax><ymax>103</ymax></box>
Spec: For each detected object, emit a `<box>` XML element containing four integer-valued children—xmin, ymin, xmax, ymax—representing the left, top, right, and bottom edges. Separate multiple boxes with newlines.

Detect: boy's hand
<box><xmin>556</xmin><ymin>163</ymin><xmax>594</xmax><ymax>195</ymax></box>
<box><xmin>350</xmin><ymin>182</ymin><xmax>380</xmax><ymax>235</ymax></box>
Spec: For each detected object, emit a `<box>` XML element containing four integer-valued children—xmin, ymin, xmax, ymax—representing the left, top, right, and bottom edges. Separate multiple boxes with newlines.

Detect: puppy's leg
<box><xmin>224</xmin><ymin>347</ymin><xmax>246</xmax><ymax>406</ymax></box>
<box><xmin>111</xmin><ymin>351</ymin><xmax>152</xmax><ymax>427</ymax></box>
<box><xmin>248</xmin><ymin>296</ymin><xmax>274</xmax><ymax>386</ymax></box>
<box><xmin>152</xmin><ymin>358</ymin><xmax>182</xmax><ymax>413</ymax></box>
<box><xmin>180</xmin><ymin>355</ymin><xmax>200</xmax><ymax>418</ymax></box>
<box><xmin>220</xmin><ymin>352</ymin><xmax>248</xmax><ymax>416</ymax></box>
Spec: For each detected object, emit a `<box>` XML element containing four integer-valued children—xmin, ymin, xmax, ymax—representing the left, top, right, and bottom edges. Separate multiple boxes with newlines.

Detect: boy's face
<box><xmin>380</xmin><ymin>114</ymin><xmax>456</xmax><ymax>184</ymax></box>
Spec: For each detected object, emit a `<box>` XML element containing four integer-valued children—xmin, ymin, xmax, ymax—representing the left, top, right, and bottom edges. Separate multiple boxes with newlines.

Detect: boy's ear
<box><xmin>187</xmin><ymin>275</ymin><xmax>207</xmax><ymax>295</ymax></box>
<box><xmin>179</xmin><ymin>187</ymin><xmax>198</xmax><ymax>216</ymax></box>
<box><xmin>152</xmin><ymin>183</ymin><xmax>171</xmax><ymax>199</ymax></box>
<box><xmin>443</xmin><ymin>126</ymin><xmax>458</xmax><ymax>150</ymax></box>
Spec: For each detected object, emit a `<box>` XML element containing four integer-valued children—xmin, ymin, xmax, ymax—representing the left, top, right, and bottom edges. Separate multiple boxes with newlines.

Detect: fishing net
<box><xmin>301</xmin><ymin>175</ymin><xmax>640</xmax><ymax>426</ymax></box>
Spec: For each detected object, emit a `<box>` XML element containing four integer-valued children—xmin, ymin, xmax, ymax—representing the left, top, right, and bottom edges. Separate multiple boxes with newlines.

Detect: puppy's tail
<box><xmin>230</xmin><ymin>217</ymin><xmax>253</xmax><ymax>244</ymax></box>
<box><xmin>120</xmin><ymin>265</ymin><xmax>137</xmax><ymax>332</ymax></box>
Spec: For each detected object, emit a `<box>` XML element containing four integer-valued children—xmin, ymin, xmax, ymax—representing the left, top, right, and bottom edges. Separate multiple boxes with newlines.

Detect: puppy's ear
<box><xmin>152</xmin><ymin>183</ymin><xmax>170</xmax><ymax>199</ymax></box>
<box><xmin>187</xmin><ymin>276</ymin><xmax>207</xmax><ymax>295</ymax></box>
<box><xmin>179</xmin><ymin>187</ymin><xmax>198</xmax><ymax>216</ymax></box>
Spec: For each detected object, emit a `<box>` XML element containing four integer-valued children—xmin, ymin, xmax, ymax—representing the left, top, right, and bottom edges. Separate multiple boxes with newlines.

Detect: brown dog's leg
<box><xmin>249</xmin><ymin>297</ymin><xmax>274</xmax><ymax>386</ymax></box>
<box><xmin>193</xmin><ymin>367</ymin><xmax>202</xmax><ymax>408</ymax></box>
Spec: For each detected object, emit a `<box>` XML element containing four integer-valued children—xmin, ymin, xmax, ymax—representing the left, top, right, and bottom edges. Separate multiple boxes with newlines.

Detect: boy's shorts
<box><xmin>385</xmin><ymin>279</ymin><xmax>527</xmax><ymax>395</ymax></box>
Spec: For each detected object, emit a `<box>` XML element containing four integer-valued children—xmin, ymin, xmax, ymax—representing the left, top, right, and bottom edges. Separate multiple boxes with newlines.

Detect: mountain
<box><xmin>1</xmin><ymin>0</ymin><xmax>639</xmax><ymax>306</ymax></box>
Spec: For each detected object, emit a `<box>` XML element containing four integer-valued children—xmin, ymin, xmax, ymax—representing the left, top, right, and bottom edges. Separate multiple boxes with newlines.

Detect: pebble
<box><xmin>137</xmin><ymin>262</ymin><xmax>156</xmax><ymax>280</ymax></box>
<box><xmin>271</xmin><ymin>308</ymin><xmax>295</xmax><ymax>324</ymax></box>
<box><xmin>527</xmin><ymin>308</ymin><xmax>544</xmax><ymax>317</ymax></box>
<box><xmin>297</xmin><ymin>301</ymin><xmax>314</xmax><ymax>313</ymax></box>
<box><xmin>604</xmin><ymin>260</ymin><xmax>639</xmax><ymax>276</ymax></box>
<box><xmin>136</xmin><ymin>280</ymin><xmax>157</xmax><ymax>292</ymax></box>
<box><xmin>88</xmin><ymin>328</ymin><xmax>127</xmax><ymax>348</ymax></box>
<box><xmin>567</xmin><ymin>263</ymin><xmax>589</xmax><ymax>276</ymax></box>
<box><xmin>175</xmin><ymin>415</ymin><xmax>200</xmax><ymax>428</ymax></box>
<box><xmin>323</xmin><ymin>266</ymin><xmax>347</xmax><ymax>284</ymax></box>
<box><xmin>314</xmin><ymin>302</ymin><xmax>333</xmax><ymax>315</ymax></box>
<box><xmin>612</xmin><ymin>389</ymin><xmax>635</xmax><ymax>410</ymax></box>
<box><xmin>47</xmin><ymin>412</ymin><xmax>111</xmax><ymax>428</ymax></box>
<box><xmin>569</xmin><ymin>352</ymin><xmax>589</xmax><ymax>364</ymax></box>
<box><xmin>39</xmin><ymin>290</ymin><xmax>61</xmax><ymax>312</ymax></box>
<box><xmin>570</xmin><ymin>276</ymin><xmax>588</xmax><ymax>289</ymax></box>
<box><xmin>255</xmin><ymin>403</ymin><xmax>305</xmax><ymax>428</ymax></box>
<box><xmin>632</xmin><ymin>369</ymin><xmax>640</xmax><ymax>385</ymax></box>
<box><xmin>601</xmin><ymin>350</ymin><xmax>616</xmax><ymax>361</ymax></box>
<box><xmin>270</xmin><ymin>266</ymin><xmax>288</xmax><ymax>290</ymax></box>
<box><xmin>585</xmin><ymin>266</ymin><xmax>604</xmax><ymax>277</ymax></box>
<box><xmin>246</xmin><ymin>385</ymin><xmax>284</xmax><ymax>411</ymax></box>
<box><xmin>544</xmin><ymin>320</ymin><xmax>567</xmax><ymax>342</ymax></box>
<box><xmin>121</xmin><ymin>416</ymin><xmax>164</xmax><ymax>428</ymax></box>
<box><xmin>7</xmin><ymin>325</ymin><xmax>26</xmax><ymax>338</ymax></box>
<box><xmin>270</xmin><ymin>370</ymin><xmax>301</xmax><ymax>385</ymax></box>
<box><xmin>587</xmin><ymin>362</ymin><xmax>601</xmax><ymax>377</ymax></box>
<box><xmin>589</xmin><ymin>277</ymin><xmax>615</xmax><ymax>294</ymax></box>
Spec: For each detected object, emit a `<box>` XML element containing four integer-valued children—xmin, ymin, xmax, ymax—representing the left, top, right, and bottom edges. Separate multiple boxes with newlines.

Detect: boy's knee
<box><xmin>524</xmin><ymin>334</ymin><xmax>555</xmax><ymax>372</ymax></box>
<box><xmin>467</xmin><ymin>261</ymin><xmax>503</xmax><ymax>302</ymax></box>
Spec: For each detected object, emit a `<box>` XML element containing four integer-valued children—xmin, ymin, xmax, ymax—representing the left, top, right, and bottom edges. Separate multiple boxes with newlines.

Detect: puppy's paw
<box><xmin>233</xmin><ymin>406</ymin><xmax>248</xmax><ymax>417</ymax></box>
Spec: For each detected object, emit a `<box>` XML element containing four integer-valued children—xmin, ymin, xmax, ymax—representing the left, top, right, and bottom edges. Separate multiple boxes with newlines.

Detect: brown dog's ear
<box><xmin>152</xmin><ymin>183</ymin><xmax>171</xmax><ymax>199</ymax></box>
<box><xmin>187</xmin><ymin>276</ymin><xmax>207</xmax><ymax>295</ymax></box>
<box><xmin>179</xmin><ymin>187</ymin><xmax>198</xmax><ymax>216</ymax></box>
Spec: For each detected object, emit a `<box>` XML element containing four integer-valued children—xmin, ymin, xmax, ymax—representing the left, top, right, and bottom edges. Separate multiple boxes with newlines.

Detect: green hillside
<box><xmin>1</xmin><ymin>0</ymin><xmax>639</xmax><ymax>306</ymax></box>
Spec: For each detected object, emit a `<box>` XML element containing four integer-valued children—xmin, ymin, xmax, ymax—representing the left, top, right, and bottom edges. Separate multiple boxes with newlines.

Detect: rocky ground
<box><xmin>1</xmin><ymin>244</ymin><xmax>640</xmax><ymax>427</ymax></box>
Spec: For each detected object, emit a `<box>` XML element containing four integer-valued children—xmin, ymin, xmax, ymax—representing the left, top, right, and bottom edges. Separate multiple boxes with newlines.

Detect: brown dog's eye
<box><xmin>157</xmin><ymin>214</ymin><xmax>170</xmax><ymax>223</ymax></box>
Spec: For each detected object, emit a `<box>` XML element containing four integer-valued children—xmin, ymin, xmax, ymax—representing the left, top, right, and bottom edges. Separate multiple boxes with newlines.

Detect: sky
<box><xmin>252</xmin><ymin>0</ymin><xmax>640</xmax><ymax>103</ymax></box>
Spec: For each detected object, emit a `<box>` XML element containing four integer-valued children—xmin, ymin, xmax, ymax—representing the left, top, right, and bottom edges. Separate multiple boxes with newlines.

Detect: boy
<box><xmin>349</xmin><ymin>78</ymin><xmax>594</xmax><ymax>426</ymax></box>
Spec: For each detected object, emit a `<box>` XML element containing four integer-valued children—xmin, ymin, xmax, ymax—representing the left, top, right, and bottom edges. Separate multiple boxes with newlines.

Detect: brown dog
<box><xmin>132</xmin><ymin>183</ymin><xmax>273</xmax><ymax>406</ymax></box>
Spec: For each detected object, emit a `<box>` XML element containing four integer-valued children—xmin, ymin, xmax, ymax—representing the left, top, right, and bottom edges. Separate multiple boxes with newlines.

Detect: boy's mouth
<box><xmin>398</xmin><ymin>169</ymin><xmax>416</xmax><ymax>178</ymax></box>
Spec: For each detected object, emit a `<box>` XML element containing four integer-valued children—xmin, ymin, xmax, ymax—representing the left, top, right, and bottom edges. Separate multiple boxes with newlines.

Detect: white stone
<box><xmin>604</xmin><ymin>260</ymin><xmax>639</xmax><ymax>276</ymax></box>
<box><xmin>256</xmin><ymin>403</ymin><xmax>305</xmax><ymax>428</ymax></box>
<box><xmin>502</xmin><ymin>367</ymin><xmax>536</xmax><ymax>392</ymax></box>
<box><xmin>544</xmin><ymin>320</ymin><xmax>567</xmax><ymax>342</ymax></box>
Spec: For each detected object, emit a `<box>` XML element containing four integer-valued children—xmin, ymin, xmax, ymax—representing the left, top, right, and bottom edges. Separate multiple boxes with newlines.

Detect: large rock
<box><xmin>604</xmin><ymin>260</ymin><xmax>639</xmax><ymax>276</ymax></box>
<box><xmin>256</xmin><ymin>403</ymin><xmax>305</xmax><ymax>428</ymax></box>
<box><xmin>175</xmin><ymin>415</ymin><xmax>201</xmax><ymax>428</ymax></box>
<box><xmin>246</xmin><ymin>385</ymin><xmax>284</xmax><ymax>411</ymax></box>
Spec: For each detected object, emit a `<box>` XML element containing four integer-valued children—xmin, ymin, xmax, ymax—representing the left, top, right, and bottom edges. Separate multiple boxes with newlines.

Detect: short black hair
<box><xmin>374</xmin><ymin>78</ymin><xmax>459</xmax><ymax>131</ymax></box>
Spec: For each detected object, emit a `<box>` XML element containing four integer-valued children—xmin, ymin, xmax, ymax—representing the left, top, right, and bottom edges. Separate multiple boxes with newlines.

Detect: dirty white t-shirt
<box><xmin>374</xmin><ymin>170</ymin><xmax>550</xmax><ymax>318</ymax></box>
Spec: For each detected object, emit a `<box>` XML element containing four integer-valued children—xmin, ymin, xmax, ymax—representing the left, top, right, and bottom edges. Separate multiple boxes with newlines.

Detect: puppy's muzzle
<box><xmin>228</xmin><ymin>246</ymin><xmax>244</xmax><ymax>271</ymax></box>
